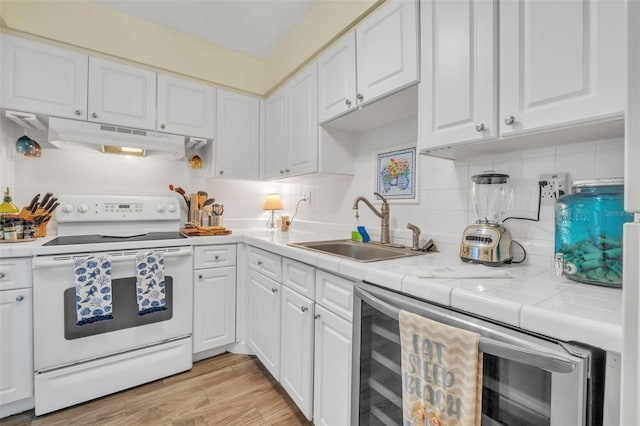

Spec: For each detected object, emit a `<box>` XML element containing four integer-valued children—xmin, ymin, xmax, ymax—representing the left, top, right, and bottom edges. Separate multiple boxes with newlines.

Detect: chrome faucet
<box><xmin>353</xmin><ymin>192</ymin><xmax>390</xmax><ymax>244</ymax></box>
<box><xmin>407</xmin><ymin>223</ymin><xmax>421</xmax><ymax>251</ymax></box>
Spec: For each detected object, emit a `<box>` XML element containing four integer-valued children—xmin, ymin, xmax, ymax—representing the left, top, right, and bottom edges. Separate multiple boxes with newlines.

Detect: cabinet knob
<box><xmin>357</xmin><ymin>93</ymin><xmax>364</xmax><ymax>102</ymax></box>
<box><xmin>214</xmin><ymin>255</ymin><xmax>220</xmax><ymax>261</ymax></box>
<box><xmin>257</xmin><ymin>260</ymin><xmax>263</xmax><ymax>266</ymax></box>
<box><xmin>91</xmin><ymin>112</ymin><xmax>98</xmax><ymax>119</ymax></box>
<box><xmin>198</xmin><ymin>274</ymin><xmax>203</xmax><ymax>279</ymax></box>
<box><xmin>314</xmin><ymin>314</ymin><xmax>321</xmax><ymax>319</ymax></box>
<box><xmin>504</xmin><ymin>115</ymin><xmax>516</xmax><ymax>126</ymax></box>
<box><xmin>475</xmin><ymin>123</ymin><xmax>485</xmax><ymax>132</ymax></box>
<box><xmin>301</xmin><ymin>306</ymin><xmax>308</xmax><ymax>313</ymax></box>
<box><xmin>219</xmin><ymin>170</ymin><xmax>224</xmax><ymax>175</ymax></box>
<box><xmin>271</xmin><ymin>287</ymin><xmax>278</xmax><ymax>294</ymax></box>
<box><xmin>345</xmin><ymin>99</ymin><xmax>352</xmax><ymax>107</ymax></box>
<box><xmin>285</xmin><ymin>168</ymin><xmax>290</xmax><ymax>173</ymax></box>
<box><xmin>280</xmin><ymin>170</ymin><xmax>285</xmax><ymax>174</ymax></box>
<box><xmin>0</xmin><ymin>272</ymin><xmax>5</xmax><ymax>279</ymax></box>
<box><xmin>160</xmin><ymin>123</ymin><xmax>166</xmax><ymax>129</ymax></box>
<box><xmin>74</xmin><ymin>109</ymin><xmax>82</xmax><ymax>116</ymax></box>
<box><xmin>15</xmin><ymin>295</ymin><xmax>24</xmax><ymax>302</ymax></box>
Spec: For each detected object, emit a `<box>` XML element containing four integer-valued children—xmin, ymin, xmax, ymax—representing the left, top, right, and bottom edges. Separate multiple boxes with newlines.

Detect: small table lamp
<box><xmin>263</xmin><ymin>193</ymin><xmax>284</xmax><ymax>229</ymax></box>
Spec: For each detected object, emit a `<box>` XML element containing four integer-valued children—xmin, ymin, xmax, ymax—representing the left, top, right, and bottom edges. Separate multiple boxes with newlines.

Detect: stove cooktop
<box><xmin>43</xmin><ymin>232</ymin><xmax>187</xmax><ymax>246</ymax></box>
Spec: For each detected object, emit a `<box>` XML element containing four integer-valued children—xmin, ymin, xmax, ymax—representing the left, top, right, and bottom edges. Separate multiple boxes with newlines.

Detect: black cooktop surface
<box><xmin>43</xmin><ymin>232</ymin><xmax>187</xmax><ymax>246</ymax></box>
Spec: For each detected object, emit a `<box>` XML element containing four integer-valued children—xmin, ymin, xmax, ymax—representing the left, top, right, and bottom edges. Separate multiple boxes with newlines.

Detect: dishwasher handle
<box><xmin>355</xmin><ymin>286</ymin><xmax>577</xmax><ymax>375</ymax></box>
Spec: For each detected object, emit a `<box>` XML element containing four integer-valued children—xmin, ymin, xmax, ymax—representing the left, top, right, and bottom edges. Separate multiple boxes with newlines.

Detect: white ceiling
<box><xmin>91</xmin><ymin>0</ymin><xmax>319</xmax><ymax>59</ymax></box>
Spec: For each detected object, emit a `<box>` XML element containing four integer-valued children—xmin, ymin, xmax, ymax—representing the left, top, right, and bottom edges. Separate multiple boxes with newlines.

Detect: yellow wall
<box><xmin>264</xmin><ymin>0</ymin><xmax>381</xmax><ymax>94</ymax></box>
<box><xmin>0</xmin><ymin>0</ymin><xmax>382</xmax><ymax>96</ymax></box>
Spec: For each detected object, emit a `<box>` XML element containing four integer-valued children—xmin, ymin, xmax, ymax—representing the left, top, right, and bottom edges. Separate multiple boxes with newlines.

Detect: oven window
<box><xmin>63</xmin><ymin>276</ymin><xmax>174</xmax><ymax>340</ymax></box>
<box><xmin>357</xmin><ymin>302</ymin><xmax>553</xmax><ymax>426</ymax></box>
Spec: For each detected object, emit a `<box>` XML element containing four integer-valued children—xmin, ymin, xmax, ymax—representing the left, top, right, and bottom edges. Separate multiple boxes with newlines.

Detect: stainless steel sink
<box><xmin>289</xmin><ymin>239</ymin><xmax>426</xmax><ymax>262</ymax></box>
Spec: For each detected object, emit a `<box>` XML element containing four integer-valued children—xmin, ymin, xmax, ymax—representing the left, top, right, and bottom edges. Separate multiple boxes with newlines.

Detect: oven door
<box><xmin>32</xmin><ymin>246</ymin><xmax>193</xmax><ymax>372</ymax></box>
<box><xmin>352</xmin><ymin>282</ymin><xmax>605</xmax><ymax>426</ymax></box>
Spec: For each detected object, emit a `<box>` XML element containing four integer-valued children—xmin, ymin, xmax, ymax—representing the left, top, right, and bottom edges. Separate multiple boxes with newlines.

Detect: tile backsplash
<box><xmin>1</xmin><ymin>115</ymin><xmax>624</xmax><ymax>266</ymax></box>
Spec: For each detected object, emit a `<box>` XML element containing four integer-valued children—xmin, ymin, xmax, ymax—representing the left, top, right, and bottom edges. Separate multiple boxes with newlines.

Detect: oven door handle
<box><xmin>355</xmin><ymin>286</ymin><xmax>577</xmax><ymax>374</ymax></box>
<box><xmin>32</xmin><ymin>246</ymin><xmax>192</xmax><ymax>268</ymax></box>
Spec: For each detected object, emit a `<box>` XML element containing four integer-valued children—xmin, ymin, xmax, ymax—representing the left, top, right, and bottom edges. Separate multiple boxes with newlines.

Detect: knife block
<box><xmin>18</xmin><ymin>207</ymin><xmax>49</xmax><ymax>237</ymax></box>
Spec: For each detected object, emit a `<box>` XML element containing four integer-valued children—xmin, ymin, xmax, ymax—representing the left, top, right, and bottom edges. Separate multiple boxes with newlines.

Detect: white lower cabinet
<box><xmin>193</xmin><ymin>245</ymin><xmax>237</xmax><ymax>355</ymax></box>
<box><xmin>280</xmin><ymin>286</ymin><xmax>314</xmax><ymax>420</ymax></box>
<box><xmin>0</xmin><ymin>258</ymin><xmax>34</xmax><ymax>418</ymax></box>
<box><xmin>247</xmin><ymin>269</ymin><xmax>282</xmax><ymax>379</ymax></box>
<box><xmin>313</xmin><ymin>304</ymin><xmax>353</xmax><ymax>426</ymax></box>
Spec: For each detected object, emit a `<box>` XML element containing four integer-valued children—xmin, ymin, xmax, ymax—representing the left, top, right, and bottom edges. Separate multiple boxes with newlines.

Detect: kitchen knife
<box><xmin>43</xmin><ymin>197</ymin><xmax>58</xmax><ymax>211</ymax></box>
<box><xmin>47</xmin><ymin>202</ymin><xmax>59</xmax><ymax>214</ymax></box>
<box><xmin>27</xmin><ymin>194</ymin><xmax>40</xmax><ymax>212</ymax></box>
<box><xmin>39</xmin><ymin>192</ymin><xmax>53</xmax><ymax>210</ymax></box>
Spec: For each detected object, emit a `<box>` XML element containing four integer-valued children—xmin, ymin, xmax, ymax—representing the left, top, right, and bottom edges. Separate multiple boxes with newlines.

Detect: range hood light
<box><xmin>48</xmin><ymin>117</ymin><xmax>185</xmax><ymax>159</ymax></box>
<box><xmin>103</xmin><ymin>145</ymin><xmax>145</xmax><ymax>157</ymax></box>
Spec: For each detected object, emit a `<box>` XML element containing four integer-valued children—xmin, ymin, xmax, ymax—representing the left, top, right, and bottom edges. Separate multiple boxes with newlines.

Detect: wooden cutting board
<box><xmin>181</xmin><ymin>226</ymin><xmax>232</xmax><ymax>236</ymax></box>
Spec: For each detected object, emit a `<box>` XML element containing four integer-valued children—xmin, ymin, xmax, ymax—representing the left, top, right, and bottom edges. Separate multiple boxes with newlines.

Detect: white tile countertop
<box><xmin>2</xmin><ymin>226</ymin><xmax>623</xmax><ymax>353</ymax></box>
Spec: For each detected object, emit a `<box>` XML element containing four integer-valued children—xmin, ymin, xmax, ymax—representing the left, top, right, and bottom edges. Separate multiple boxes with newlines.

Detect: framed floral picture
<box><xmin>376</xmin><ymin>146</ymin><xmax>417</xmax><ymax>202</ymax></box>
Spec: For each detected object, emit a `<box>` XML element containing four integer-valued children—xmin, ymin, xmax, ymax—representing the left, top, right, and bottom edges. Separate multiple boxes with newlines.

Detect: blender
<box><xmin>460</xmin><ymin>172</ymin><xmax>513</xmax><ymax>266</ymax></box>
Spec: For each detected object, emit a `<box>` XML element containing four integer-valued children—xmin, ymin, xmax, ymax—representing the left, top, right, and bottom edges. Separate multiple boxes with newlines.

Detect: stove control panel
<box><xmin>55</xmin><ymin>195</ymin><xmax>181</xmax><ymax>222</ymax></box>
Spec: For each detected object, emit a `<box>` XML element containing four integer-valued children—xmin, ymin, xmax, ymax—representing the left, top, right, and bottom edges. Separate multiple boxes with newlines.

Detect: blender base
<box><xmin>459</xmin><ymin>224</ymin><xmax>513</xmax><ymax>266</ymax></box>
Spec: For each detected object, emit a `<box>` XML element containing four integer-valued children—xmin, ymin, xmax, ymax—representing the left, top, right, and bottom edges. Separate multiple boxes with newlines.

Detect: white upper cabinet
<box><xmin>263</xmin><ymin>63</ymin><xmax>318</xmax><ymax>179</ymax></box>
<box><xmin>287</xmin><ymin>63</ymin><xmax>318</xmax><ymax>177</ymax></box>
<box><xmin>214</xmin><ymin>89</ymin><xmax>260</xmax><ymax>180</ymax></box>
<box><xmin>157</xmin><ymin>74</ymin><xmax>217</xmax><ymax>139</ymax></box>
<box><xmin>420</xmin><ymin>0</ymin><xmax>625</xmax><ymax>155</ymax></box>
<box><xmin>88</xmin><ymin>57</ymin><xmax>156</xmax><ymax>130</ymax></box>
<box><xmin>317</xmin><ymin>33</ymin><xmax>357</xmax><ymax>123</ymax></box>
<box><xmin>0</xmin><ymin>34</ymin><xmax>88</xmax><ymax>120</ymax></box>
<box><xmin>263</xmin><ymin>87</ymin><xmax>288</xmax><ymax>179</ymax></box>
<box><xmin>317</xmin><ymin>0</ymin><xmax>418</xmax><ymax>124</ymax></box>
<box><xmin>356</xmin><ymin>0</ymin><xmax>419</xmax><ymax>105</ymax></box>
<box><xmin>499</xmin><ymin>0</ymin><xmax>625</xmax><ymax>136</ymax></box>
<box><xmin>419</xmin><ymin>0</ymin><xmax>497</xmax><ymax>148</ymax></box>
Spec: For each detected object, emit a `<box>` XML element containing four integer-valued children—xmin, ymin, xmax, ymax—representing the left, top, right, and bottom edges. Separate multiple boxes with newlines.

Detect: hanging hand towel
<box><xmin>400</xmin><ymin>310</ymin><xmax>483</xmax><ymax>426</ymax></box>
<box><xmin>74</xmin><ymin>255</ymin><xmax>114</xmax><ymax>326</ymax></box>
<box><xmin>136</xmin><ymin>250</ymin><xmax>167</xmax><ymax>315</ymax></box>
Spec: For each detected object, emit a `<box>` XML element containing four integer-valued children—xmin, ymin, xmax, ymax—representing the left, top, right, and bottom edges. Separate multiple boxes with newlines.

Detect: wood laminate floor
<box><xmin>1</xmin><ymin>353</ymin><xmax>313</xmax><ymax>426</ymax></box>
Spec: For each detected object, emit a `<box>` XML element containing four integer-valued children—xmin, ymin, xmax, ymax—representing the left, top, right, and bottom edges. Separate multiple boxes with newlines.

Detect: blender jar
<box><xmin>555</xmin><ymin>178</ymin><xmax>634</xmax><ymax>287</ymax></box>
<box><xmin>471</xmin><ymin>173</ymin><xmax>512</xmax><ymax>224</ymax></box>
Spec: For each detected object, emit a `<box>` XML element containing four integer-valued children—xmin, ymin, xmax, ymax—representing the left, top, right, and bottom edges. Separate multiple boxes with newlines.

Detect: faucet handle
<box><xmin>374</xmin><ymin>192</ymin><xmax>388</xmax><ymax>203</ymax></box>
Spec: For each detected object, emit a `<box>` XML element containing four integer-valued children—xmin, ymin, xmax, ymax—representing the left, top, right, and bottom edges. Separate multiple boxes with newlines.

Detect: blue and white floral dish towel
<box><xmin>74</xmin><ymin>255</ymin><xmax>114</xmax><ymax>326</ymax></box>
<box><xmin>136</xmin><ymin>251</ymin><xmax>167</xmax><ymax>315</ymax></box>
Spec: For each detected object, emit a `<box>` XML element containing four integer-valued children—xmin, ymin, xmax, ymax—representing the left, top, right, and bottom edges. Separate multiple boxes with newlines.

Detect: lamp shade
<box><xmin>263</xmin><ymin>193</ymin><xmax>284</xmax><ymax>210</ymax></box>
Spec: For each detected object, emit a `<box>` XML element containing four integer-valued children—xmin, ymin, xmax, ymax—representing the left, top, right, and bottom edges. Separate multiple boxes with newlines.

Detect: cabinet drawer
<box><xmin>283</xmin><ymin>258</ymin><xmax>315</xmax><ymax>299</ymax></box>
<box><xmin>0</xmin><ymin>257</ymin><xmax>32</xmax><ymax>291</ymax></box>
<box><xmin>194</xmin><ymin>245</ymin><xmax>237</xmax><ymax>269</ymax></box>
<box><xmin>247</xmin><ymin>246</ymin><xmax>282</xmax><ymax>282</ymax></box>
<box><xmin>315</xmin><ymin>270</ymin><xmax>354</xmax><ymax>322</ymax></box>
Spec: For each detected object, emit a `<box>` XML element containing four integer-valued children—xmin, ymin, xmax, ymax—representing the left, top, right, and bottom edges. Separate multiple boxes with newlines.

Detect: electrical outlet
<box><xmin>302</xmin><ymin>191</ymin><xmax>311</xmax><ymax>205</ymax></box>
<box><xmin>539</xmin><ymin>173</ymin><xmax>568</xmax><ymax>203</ymax></box>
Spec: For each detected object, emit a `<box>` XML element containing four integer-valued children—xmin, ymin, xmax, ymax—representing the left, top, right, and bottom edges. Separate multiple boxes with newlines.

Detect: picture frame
<box><xmin>375</xmin><ymin>145</ymin><xmax>417</xmax><ymax>202</ymax></box>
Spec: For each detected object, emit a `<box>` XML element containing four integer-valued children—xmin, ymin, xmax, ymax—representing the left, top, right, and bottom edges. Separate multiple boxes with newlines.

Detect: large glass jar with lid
<box><xmin>555</xmin><ymin>178</ymin><xmax>634</xmax><ymax>287</ymax></box>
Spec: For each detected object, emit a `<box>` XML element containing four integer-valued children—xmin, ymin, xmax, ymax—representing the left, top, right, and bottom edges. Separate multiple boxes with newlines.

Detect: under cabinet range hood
<box><xmin>47</xmin><ymin>117</ymin><xmax>185</xmax><ymax>159</ymax></box>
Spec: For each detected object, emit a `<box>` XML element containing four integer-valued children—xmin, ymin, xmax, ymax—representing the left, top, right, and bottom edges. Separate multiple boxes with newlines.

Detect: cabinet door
<box><xmin>317</xmin><ymin>32</ymin><xmax>357</xmax><ymax>123</ymax></box>
<box><xmin>247</xmin><ymin>270</ymin><xmax>281</xmax><ymax>378</ymax></box>
<box><xmin>313</xmin><ymin>305</ymin><xmax>352</xmax><ymax>426</ymax></box>
<box><xmin>499</xmin><ymin>0</ymin><xmax>625</xmax><ymax>136</ymax></box>
<box><xmin>287</xmin><ymin>63</ymin><xmax>318</xmax><ymax>177</ymax></box>
<box><xmin>0</xmin><ymin>288</ymin><xmax>33</xmax><ymax>405</ymax></box>
<box><xmin>214</xmin><ymin>90</ymin><xmax>260</xmax><ymax>180</ymax></box>
<box><xmin>0</xmin><ymin>34</ymin><xmax>88</xmax><ymax>119</ymax></box>
<box><xmin>356</xmin><ymin>0</ymin><xmax>418</xmax><ymax>106</ymax></box>
<box><xmin>157</xmin><ymin>74</ymin><xmax>216</xmax><ymax>139</ymax></box>
<box><xmin>280</xmin><ymin>287</ymin><xmax>314</xmax><ymax>420</ymax></box>
<box><xmin>263</xmin><ymin>87</ymin><xmax>288</xmax><ymax>179</ymax></box>
<box><xmin>419</xmin><ymin>0</ymin><xmax>496</xmax><ymax>150</ymax></box>
<box><xmin>87</xmin><ymin>57</ymin><xmax>156</xmax><ymax>130</ymax></box>
<box><xmin>193</xmin><ymin>266</ymin><xmax>236</xmax><ymax>353</ymax></box>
